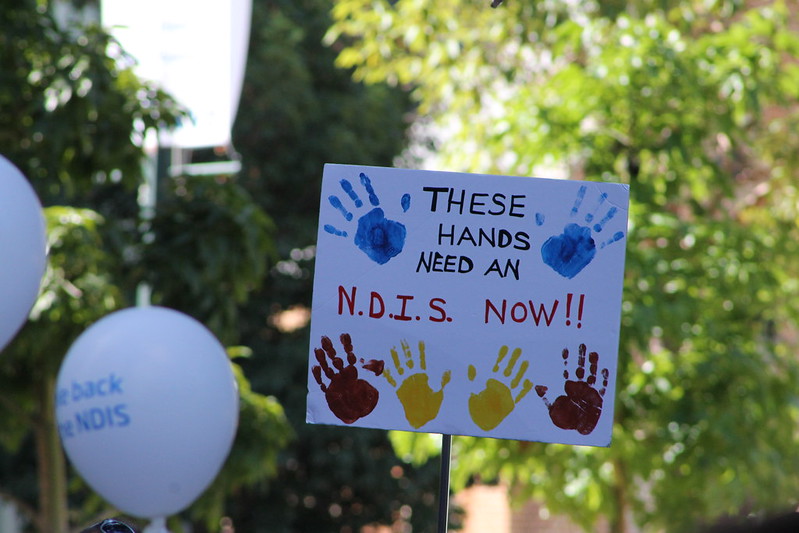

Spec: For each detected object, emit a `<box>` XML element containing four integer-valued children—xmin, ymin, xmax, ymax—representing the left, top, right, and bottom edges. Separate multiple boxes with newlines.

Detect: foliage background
<box><xmin>327</xmin><ymin>0</ymin><xmax>799</xmax><ymax>532</ymax></box>
<box><xmin>1</xmin><ymin>0</ymin><xmax>443</xmax><ymax>532</ymax></box>
<box><xmin>2</xmin><ymin>0</ymin><xmax>799</xmax><ymax>532</ymax></box>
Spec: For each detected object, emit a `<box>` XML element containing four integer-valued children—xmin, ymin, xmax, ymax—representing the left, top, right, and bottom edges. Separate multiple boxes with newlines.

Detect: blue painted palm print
<box><xmin>324</xmin><ymin>172</ymin><xmax>411</xmax><ymax>265</ymax></box>
<box><xmin>541</xmin><ymin>185</ymin><xmax>625</xmax><ymax>279</ymax></box>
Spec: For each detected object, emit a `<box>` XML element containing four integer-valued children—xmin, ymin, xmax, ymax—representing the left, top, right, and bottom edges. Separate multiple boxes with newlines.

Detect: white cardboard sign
<box><xmin>306</xmin><ymin>164</ymin><xmax>628</xmax><ymax>446</ymax></box>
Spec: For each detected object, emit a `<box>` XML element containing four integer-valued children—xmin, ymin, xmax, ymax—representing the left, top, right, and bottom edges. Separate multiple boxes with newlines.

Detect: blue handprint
<box><xmin>324</xmin><ymin>172</ymin><xmax>411</xmax><ymax>265</ymax></box>
<box><xmin>541</xmin><ymin>185</ymin><xmax>625</xmax><ymax>279</ymax></box>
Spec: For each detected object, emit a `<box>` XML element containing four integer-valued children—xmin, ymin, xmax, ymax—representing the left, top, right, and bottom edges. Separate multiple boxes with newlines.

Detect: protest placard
<box><xmin>306</xmin><ymin>164</ymin><xmax>628</xmax><ymax>446</ymax></box>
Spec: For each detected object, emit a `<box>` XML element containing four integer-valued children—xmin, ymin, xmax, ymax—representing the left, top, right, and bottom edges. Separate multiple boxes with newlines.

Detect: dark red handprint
<box><xmin>312</xmin><ymin>333</ymin><xmax>381</xmax><ymax>424</ymax></box>
<box><xmin>536</xmin><ymin>344</ymin><xmax>609</xmax><ymax>435</ymax></box>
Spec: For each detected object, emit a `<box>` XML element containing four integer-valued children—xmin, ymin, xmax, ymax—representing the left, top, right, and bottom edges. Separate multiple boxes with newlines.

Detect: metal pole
<box><xmin>437</xmin><ymin>434</ymin><xmax>452</xmax><ymax>533</ymax></box>
<box><xmin>136</xmin><ymin>144</ymin><xmax>170</xmax><ymax>307</ymax></box>
<box><xmin>136</xmin><ymin>145</ymin><xmax>158</xmax><ymax>307</ymax></box>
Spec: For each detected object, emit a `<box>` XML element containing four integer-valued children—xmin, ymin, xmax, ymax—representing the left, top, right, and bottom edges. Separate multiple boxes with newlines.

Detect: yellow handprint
<box><xmin>468</xmin><ymin>345</ymin><xmax>534</xmax><ymax>431</ymax></box>
<box><xmin>384</xmin><ymin>340</ymin><xmax>451</xmax><ymax>429</ymax></box>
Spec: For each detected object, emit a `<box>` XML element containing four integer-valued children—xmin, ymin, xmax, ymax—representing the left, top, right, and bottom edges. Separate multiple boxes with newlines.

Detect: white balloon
<box><xmin>0</xmin><ymin>155</ymin><xmax>46</xmax><ymax>352</ymax></box>
<box><xmin>55</xmin><ymin>306</ymin><xmax>239</xmax><ymax>519</ymax></box>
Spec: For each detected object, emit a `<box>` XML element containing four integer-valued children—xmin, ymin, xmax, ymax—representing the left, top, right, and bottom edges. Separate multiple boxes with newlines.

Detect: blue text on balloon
<box><xmin>59</xmin><ymin>403</ymin><xmax>131</xmax><ymax>439</ymax></box>
<box><xmin>57</xmin><ymin>373</ymin><xmax>124</xmax><ymax>407</ymax></box>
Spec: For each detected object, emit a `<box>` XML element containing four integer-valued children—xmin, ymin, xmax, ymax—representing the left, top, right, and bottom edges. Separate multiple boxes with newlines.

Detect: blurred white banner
<box><xmin>102</xmin><ymin>0</ymin><xmax>252</xmax><ymax>149</ymax></box>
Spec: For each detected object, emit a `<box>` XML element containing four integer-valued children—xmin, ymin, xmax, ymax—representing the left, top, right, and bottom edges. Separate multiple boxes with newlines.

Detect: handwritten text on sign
<box><xmin>307</xmin><ymin>165</ymin><xmax>629</xmax><ymax>446</ymax></box>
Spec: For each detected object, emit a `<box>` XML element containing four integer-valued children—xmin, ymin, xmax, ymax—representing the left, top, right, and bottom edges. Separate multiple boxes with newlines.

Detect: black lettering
<box><xmin>484</xmin><ymin>258</ymin><xmax>520</xmax><ymax>279</ymax></box>
<box><xmin>514</xmin><ymin>231</ymin><xmax>531</xmax><ymax>250</ymax></box>
<box><xmin>417</xmin><ymin>251</ymin><xmax>433</xmax><ymax>273</ymax></box>
<box><xmin>457</xmin><ymin>226</ymin><xmax>477</xmax><ymax>247</ymax></box>
<box><xmin>478</xmin><ymin>227</ymin><xmax>495</xmax><ymax>247</ymax></box>
<box><xmin>423</xmin><ymin>187</ymin><xmax>449</xmax><ymax>212</ymax></box>
<box><xmin>416</xmin><ymin>251</ymin><xmax>473</xmax><ymax>274</ymax></box>
<box><xmin>447</xmin><ymin>188</ymin><xmax>466</xmax><ymax>214</ymax></box>
<box><xmin>423</xmin><ymin>188</ymin><xmax>524</xmax><ymax>217</ymax></box>
<box><xmin>438</xmin><ymin>224</ymin><xmax>455</xmax><ymax>246</ymax></box>
<box><xmin>498</xmin><ymin>229</ymin><xmax>512</xmax><ymax>248</ymax></box>
<box><xmin>432</xmin><ymin>251</ymin><xmax>446</xmax><ymax>271</ymax></box>
<box><xmin>489</xmin><ymin>193</ymin><xmax>507</xmax><ymax>215</ymax></box>
<box><xmin>484</xmin><ymin>258</ymin><xmax>504</xmax><ymax>277</ymax></box>
<box><xmin>469</xmin><ymin>192</ymin><xmax>488</xmax><ymax>215</ymax></box>
<box><xmin>509</xmin><ymin>195</ymin><xmax>526</xmax><ymax>217</ymax></box>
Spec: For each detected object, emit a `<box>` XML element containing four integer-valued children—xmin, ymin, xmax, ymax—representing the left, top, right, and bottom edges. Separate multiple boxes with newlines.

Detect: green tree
<box><xmin>228</xmin><ymin>0</ymin><xmax>447</xmax><ymax>531</ymax></box>
<box><xmin>326</xmin><ymin>0</ymin><xmax>799</xmax><ymax>531</ymax></box>
<box><xmin>0</xmin><ymin>2</ymin><xmax>291</xmax><ymax>532</ymax></box>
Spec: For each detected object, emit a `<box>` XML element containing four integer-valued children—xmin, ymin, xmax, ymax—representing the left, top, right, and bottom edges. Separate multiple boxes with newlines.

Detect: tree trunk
<box><xmin>35</xmin><ymin>375</ymin><xmax>69</xmax><ymax>533</ymax></box>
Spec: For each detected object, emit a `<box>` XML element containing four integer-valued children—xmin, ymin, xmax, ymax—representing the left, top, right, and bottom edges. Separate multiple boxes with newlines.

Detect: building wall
<box><xmin>455</xmin><ymin>485</ymin><xmax>585</xmax><ymax>533</ymax></box>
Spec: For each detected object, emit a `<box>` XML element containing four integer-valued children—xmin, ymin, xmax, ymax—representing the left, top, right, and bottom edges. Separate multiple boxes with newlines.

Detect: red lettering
<box><xmin>511</xmin><ymin>302</ymin><xmax>527</xmax><ymax>323</ymax></box>
<box><xmin>429</xmin><ymin>298</ymin><xmax>448</xmax><ymax>322</ymax></box>
<box><xmin>394</xmin><ymin>295</ymin><xmax>414</xmax><ymax>321</ymax></box>
<box><xmin>369</xmin><ymin>292</ymin><xmax>385</xmax><ymax>318</ymax></box>
<box><xmin>484</xmin><ymin>298</ymin><xmax>560</xmax><ymax>326</ymax></box>
<box><xmin>528</xmin><ymin>299</ymin><xmax>559</xmax><ymax>326</ymax></box>
<box><xmin>338</xmin><ymin>285</ymin><xmax>356</xmax><ymax>315</ymax></box>
<box><xmin>484</xmin><ymin>299</ymin><xmax>506</xmax><ymax>324</ymax></box>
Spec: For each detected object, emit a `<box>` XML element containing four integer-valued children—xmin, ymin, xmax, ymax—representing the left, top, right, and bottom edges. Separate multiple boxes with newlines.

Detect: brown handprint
<box><xmin>312</xmin><ymin>333</ymin><xmax>381</xmax><ymax>424</ymax></box>
<box><xmin>535</xmin><ymin>343</ymin><xmax>609</xmax><ymax>435</ymax></box>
